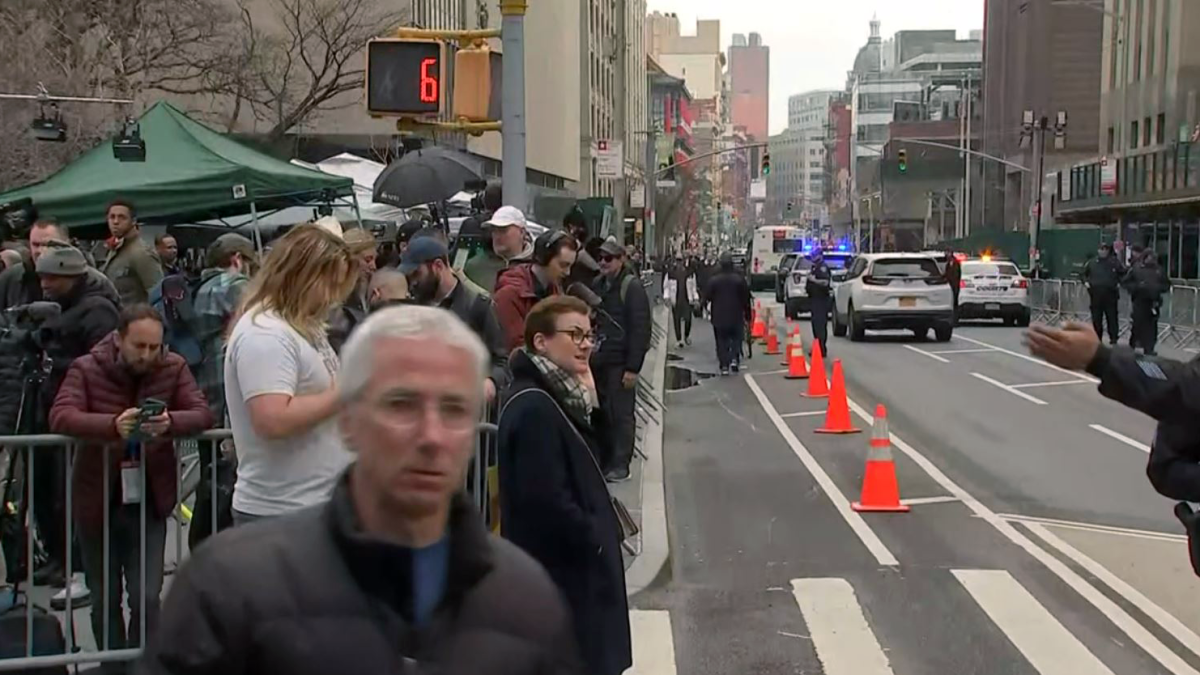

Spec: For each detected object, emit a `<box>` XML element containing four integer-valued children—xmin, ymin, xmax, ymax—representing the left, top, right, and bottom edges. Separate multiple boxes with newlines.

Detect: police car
<box><xmin>783</xmin><ymin>248</ymin><xmax>855</xmax><ymax>319</ymax></box>
<box><xmin>956</xmin><ymin>256</ymin><xmax>1031</xmax><ymax>326</ymax></box>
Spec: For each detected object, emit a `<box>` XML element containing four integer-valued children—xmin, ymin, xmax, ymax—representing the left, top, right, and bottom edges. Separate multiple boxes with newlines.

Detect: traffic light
<box><xmin>898</xmin><ymin>149</ymin><xmax>908</xmax><ymax>174</ymax></box>
<box><xmin>365</xmin><ymin>38</ymin><xmax>446</xmax><ymax>116</ymax></box>
<box><xmin>761</xmin><ymin>152</ymin><xmax>771</xmax><ymax>176</ymax></box>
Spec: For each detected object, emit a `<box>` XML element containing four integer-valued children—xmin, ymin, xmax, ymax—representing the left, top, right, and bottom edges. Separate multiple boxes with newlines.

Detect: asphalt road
<box><xmin>632</xmin><ymin>298</ymin><xmax>1200</xmax><ymax>675</ymax></box>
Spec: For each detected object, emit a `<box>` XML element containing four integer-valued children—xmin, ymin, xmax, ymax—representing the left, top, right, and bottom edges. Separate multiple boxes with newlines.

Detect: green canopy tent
<box><xmin>0</xmin><ymin>101</ymin><xmax>355</xmax><ymax>241</ymax></box>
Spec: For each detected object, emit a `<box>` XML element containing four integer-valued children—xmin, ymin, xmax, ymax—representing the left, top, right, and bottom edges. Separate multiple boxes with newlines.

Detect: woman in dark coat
<box><xmin>498</xmin><ymin>296</ymin><xmax>632</xmax><ymax>675</ymax></box>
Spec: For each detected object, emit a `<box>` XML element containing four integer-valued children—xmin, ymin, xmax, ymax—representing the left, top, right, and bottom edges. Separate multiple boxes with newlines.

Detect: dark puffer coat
<box><xmin>49</xmin><ymin>332</ymin><xmax>213</xmax><ymax>533</ymax></box>
<box><xmin>135</xmin><ymin>473</ymin><xmax>583</xmax><ymax>675</ymax></box>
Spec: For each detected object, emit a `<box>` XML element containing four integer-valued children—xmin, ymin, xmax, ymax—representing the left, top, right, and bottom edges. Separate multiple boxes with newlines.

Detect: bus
<box><xmin>750</xmin><ymin>226</ymin><xmax>805</xmax><ymax>291</ymax></box>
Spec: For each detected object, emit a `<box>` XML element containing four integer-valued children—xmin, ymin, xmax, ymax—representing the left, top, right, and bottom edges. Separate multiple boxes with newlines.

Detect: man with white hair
<box><xmin>140</xmin><ymin>306</ymin><xmax>582</xmax><ymax>675</ymax></box>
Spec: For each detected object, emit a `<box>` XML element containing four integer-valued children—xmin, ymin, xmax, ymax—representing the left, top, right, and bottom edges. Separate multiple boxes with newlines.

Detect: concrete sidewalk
<box><xmin>613</xmin><ymin>303</ymin><xmax>670</xmax><ymax>596</ymax></box>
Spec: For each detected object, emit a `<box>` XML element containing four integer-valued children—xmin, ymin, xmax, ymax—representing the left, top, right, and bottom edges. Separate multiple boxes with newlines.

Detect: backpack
<box><xmin>620</xmin><ymin>274</ymin><xmax>637</xmax><ymax>304</ymax></box>
<box><xmin>150</xmin><ymin>273</ymin><xmax>204</xmax><ymax>367</ymax></box>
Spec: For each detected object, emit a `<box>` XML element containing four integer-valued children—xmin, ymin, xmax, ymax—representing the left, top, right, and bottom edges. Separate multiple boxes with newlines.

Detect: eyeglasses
<box><xmin>600</xmin><ymin>254</ymin><xmax>618</xmax><ymax>263</ymax></box>
<box><xmin>553</xmin><ymin>327</ymin><xmax>599</xmax><ymax>346</ymax></box>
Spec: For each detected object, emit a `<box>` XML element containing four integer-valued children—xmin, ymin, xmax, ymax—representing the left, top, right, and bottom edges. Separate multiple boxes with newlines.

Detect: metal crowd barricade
<box><xmin>1029</xmin><ymin>279</ymin><xmax>1200</xmax><ymax>350</ymax></box>
<box><xmin>0</xmin><ymin>424</ymin><xmax>492</xmax><ymax>670</ymax></box>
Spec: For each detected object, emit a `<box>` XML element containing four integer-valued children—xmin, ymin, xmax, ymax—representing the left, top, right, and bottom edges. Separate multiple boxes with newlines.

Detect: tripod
<box><xmin>0</xmin><ymin>346</ymin><xmax>53</xmax><ymax>586</ymax></box>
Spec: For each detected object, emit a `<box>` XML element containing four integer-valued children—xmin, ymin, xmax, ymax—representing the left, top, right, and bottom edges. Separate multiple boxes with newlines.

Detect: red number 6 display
<box><xmin>420</xmin><ymin>58</ymin><xmax>439</xmax><ymax>103</ymax></box>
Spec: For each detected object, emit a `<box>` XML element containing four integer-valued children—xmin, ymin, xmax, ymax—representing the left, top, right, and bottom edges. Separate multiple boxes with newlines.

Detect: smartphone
<box><xmin>134</xmin><ymin>399</ymin><xmax>167</xmax><ymax>434</ymax></box>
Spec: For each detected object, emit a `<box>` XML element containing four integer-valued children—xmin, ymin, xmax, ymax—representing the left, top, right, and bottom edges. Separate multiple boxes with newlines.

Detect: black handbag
<box><xmin>0</xmin><ymin>601</ymin><xmax>68</xmax><ymax>674</ymax></box>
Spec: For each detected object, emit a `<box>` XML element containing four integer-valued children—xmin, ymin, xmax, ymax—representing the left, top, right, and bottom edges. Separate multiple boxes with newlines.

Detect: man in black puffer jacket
<box><xmin>138</xmin><ymin>306</ymin><xmax>581</xmax><ymax>675</ymax></box>
<box><xmin>590</xmin><ymin>240</ymin><xmax>651</xmax><ymax>482</ymax></box>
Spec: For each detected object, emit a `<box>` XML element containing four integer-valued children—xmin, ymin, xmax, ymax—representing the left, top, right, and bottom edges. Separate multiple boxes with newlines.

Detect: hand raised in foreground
<box><xmin>1023</xmin><ymin>322</ymin><xmax>1101</xmax><ymax>371</ymax></box>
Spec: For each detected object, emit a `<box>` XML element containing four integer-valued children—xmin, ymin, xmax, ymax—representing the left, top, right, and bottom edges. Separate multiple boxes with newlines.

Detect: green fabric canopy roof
<box><xmin>0</xmin><ymin>101</ymin><xmax>353</xmax><ymax>231</ymax></box>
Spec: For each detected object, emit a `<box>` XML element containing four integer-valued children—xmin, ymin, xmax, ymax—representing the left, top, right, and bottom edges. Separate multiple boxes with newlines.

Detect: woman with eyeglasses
<box><xmin>497</xmin><ymin>296</ymin><xmax>632</xmax><ymax>675</ymax></box>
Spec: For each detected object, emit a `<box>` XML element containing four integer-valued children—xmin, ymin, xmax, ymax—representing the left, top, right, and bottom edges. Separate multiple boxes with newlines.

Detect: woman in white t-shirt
<box><xmin>224</xmin><ymin>225</ymin><xmax>359</xmax><ymax>524</ymax></box>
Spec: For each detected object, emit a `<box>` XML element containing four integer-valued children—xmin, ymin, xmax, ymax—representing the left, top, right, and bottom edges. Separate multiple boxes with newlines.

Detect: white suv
<box><xmin>831</xmin><ymin>253</ymin><xmax>955</xmax><ymax>342</ymax></box>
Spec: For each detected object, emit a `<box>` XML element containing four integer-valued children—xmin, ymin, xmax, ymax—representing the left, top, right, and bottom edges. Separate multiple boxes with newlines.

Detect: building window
<box><xmin>1107</xmin><ymin>127</ymin><xmax>1115</xmax><ymax>153</ymax></box>
<box><xmin>1157</xmin><ymin>113</ymin><xmax>1166</xmax><ymax>144</ymax></box>
<box><xmin>1147</xmin><ymin>0</ymin><xmax>1157</xmax><ymax>78</ymax></box>
<box><xmin>1131</xmin><ymin>120</ymin><xmax>1139</xmax><ymax>149</ymax></box>
<box><xmin>1144</xmin><ymin>116</ymin><xmax>1152</xmax><ymax>145</ymax></box>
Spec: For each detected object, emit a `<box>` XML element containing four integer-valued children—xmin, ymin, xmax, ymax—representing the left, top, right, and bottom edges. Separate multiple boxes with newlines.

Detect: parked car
<box><xmin>956</xmin><ymin>257</ymin><xmax>1031</xmax><ymax>326</ymax></box>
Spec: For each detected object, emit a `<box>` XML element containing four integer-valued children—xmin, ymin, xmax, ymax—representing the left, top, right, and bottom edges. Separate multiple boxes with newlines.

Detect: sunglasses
<box><xmin>600</xmin><ymin>254</ymin><xmax>620</xmax><ymax>263</ymax></box>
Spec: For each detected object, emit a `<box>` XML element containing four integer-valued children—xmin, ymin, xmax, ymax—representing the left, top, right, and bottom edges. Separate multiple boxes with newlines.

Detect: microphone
<box><xmin>567</xmin><ymin>283</ymin><xmax>625</xmax><ymax>338</ymax></box>
<box><xmin>567</xmin><ymin>282</ymin><xmax>602</xmax><ymax>308</ymax></box>
<box><xmin>5</xmin><ymin>301</ymin><xmax>62</xmax><ymax>322</ymax></box>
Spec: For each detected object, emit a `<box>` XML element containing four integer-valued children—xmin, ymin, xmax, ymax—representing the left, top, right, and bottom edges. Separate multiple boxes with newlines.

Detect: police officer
<box><xmin>806</xmin><ymin>249</ymin><xmax>832</xmax><ymax>358</ymax></box>
<box><xmin>1123</xmin><ymin>249</ymin><xmax>1169</xmax><ymax>356</ymax></box>
<box><xmin>1083</xmin><ymin>243</ymin><xmax>1124</xmax><ymax>345</ymax></box>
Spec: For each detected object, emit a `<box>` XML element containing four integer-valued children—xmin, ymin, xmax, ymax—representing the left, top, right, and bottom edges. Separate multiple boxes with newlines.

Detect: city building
<box><xmin>649</xmin><ymin>56</ymin><xmax>695</xmax><ymax>252</ymax></box>
<box><xmin>728</xmin><ymin>32</ymin><xmax>769</xmax><ymax>146</ymax></box>
<box><xmin>1054</xmin><ymin>0</ymin><xmax>1200</xmax><ymax>278</ymax></box>
<box><xmin>980</xmin><ymin>0</ymin><xmax>1102</xmax><ymax>234</ymax></box>
<box><xmin>770</xmin><ymin>90</ymin><xmax>837</xmax><ymax>227</ymax></box>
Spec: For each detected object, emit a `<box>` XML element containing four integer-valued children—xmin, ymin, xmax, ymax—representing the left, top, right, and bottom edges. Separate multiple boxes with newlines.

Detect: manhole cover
<box><xmin>666</xmin><ymin>365</ymin><xmax>715</xmax><ymax>391</ymax></box>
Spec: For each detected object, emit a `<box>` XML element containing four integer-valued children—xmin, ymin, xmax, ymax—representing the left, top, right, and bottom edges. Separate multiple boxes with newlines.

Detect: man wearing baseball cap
<box><xmin>400</xmin><ymin>236</ymin><xmax>509</xmax><ymax>400</ymax></box>
<box><xmin>463</xmin><ymin>205</ymin><xmax>535</xmax><ymax>293</ymax></box>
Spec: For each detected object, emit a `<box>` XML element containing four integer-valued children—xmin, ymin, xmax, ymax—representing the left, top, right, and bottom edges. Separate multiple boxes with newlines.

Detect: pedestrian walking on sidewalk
<box><xmin>591</xmin><ymin>240</ymin><xmax>651</xmax><ymax>482</ymax></box>
<box><xmin>666</xmin><ymin>255</ymin><xmax>698</xmax><ymax>348</ymax></box>
<box><xmin>1083</xmin><ymin>243</ymin><xmax>1124</xmax><ymax>344</ymax></box>
<box><xmin>806</xmin><ymin>249</ymin><xmax>832</xmax><ymax>358</ymax></box>
<box><xmin>140</xmin><ymin>306</ymin><xmax>581</xmax><ymax>674</ymax></box>
<box><xmin>704</xmin><ymin>253</ymin><xmax>751</xmax><ymax>375</ymax></box>
<box><xmin>498</xmin><ymin>296</ymin><xmax>632</xmax><ymax>675</ymax></box>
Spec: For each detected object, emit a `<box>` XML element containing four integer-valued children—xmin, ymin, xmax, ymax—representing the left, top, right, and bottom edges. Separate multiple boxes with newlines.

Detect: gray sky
<box><xmin>645</xmin><ymin>1</ymin><xmax>984</xmax><ymax>135</ymax></box>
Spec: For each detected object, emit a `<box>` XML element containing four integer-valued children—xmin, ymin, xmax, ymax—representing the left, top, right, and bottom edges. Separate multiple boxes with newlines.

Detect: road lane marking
<box><xmin>952</xmin><ymin>569</ymin><xmax>1115</xmax><ymax>675</ymax></box>
<box><xmin>997</xmin><ymin>513</ymin><xmax>1185</xmax><ymax>542</ymax></box>
<box><xmin>746</xmin><ymin>375</ymin><xmax>899</xmax><ymax>566</ymax></box>
<box><xmin>954</xmin><ymin>334</ymin><xmax>1100</xmax><ymax>383</ymax></box>
<box><xmin>903</xmin><ymin>345</ymin><xmax>950</xmax><ymax>363</ymax></box>
<box><xmin>781</xmin><ymin>410</ymin><xmax>826</xmax><ymax>418</ymax></box>
<box><xmin>1088</xmin><ymin>424</ymin><xmax>1151</xmax><ymax>453</ymax></box>
<box><xmin>970</xmin><ymin>373</ymin><xmax>1049</xmax><ymax>405</ymax></box>
<box><xmin>1024</xmin><ymin>523</ymin><xmax>1200</xmax><ymax>657</ymax></box>
<box><xmin>1010</xmin><ymin>380</ymin><xmax>1093</xmax><ymax>390</ymax></box>
<box><xmin>927</xmin><ymin>348</ymin><xmax>998</xmax><ymax>355</ymax></box>
<box><xmin>791</xmin><ymin>579</ymin><xmax>894</xmax><ymax>675</ymax></box>
<box><xmin>629</xmin><ymin>610</ymin><xmax>677</xmax><ymax>675</ymax></box>
<box><xmin>843</xmin><ymin>397</ymin><xmax>1200</xmax><ymax>674</ymax></box>
<box><xmin>901</xmin><ymin>495</ymin><xmax>960</xmax><ymax>506</ymax></box>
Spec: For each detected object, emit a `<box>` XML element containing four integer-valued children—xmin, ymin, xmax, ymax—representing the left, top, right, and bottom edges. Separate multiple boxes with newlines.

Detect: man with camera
<box><xmin>0</xmin><ymin>243</ymin><xmax>120</xmax><ymax>605</ymax></box>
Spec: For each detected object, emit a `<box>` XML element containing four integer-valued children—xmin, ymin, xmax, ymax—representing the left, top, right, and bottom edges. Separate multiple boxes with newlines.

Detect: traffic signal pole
<box><xmin>500</xmin><ymin>0</ymin><xmax>528</xmax><ymax>212</ymax></box>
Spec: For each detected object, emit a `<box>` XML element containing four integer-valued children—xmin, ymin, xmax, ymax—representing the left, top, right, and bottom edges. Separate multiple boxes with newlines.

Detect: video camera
<box><xmin>0</xmin><ymin>302</ymin><xmax>61</xmax><ymax>353</ymax></box>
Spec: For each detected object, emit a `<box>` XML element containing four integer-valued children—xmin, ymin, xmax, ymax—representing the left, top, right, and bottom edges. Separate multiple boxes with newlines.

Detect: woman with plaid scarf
<box><xmin>498</xmin><ymin>296</ymin><xmax>632</xmax><ymax>675</ymax></box>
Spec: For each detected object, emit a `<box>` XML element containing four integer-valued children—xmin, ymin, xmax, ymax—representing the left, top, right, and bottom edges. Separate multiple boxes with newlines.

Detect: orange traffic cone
<box><xmin>852</xmin><ymin>405</ymin><xmax>910</xmax><ymax>513</ymax></box>
<box><xmin>802</xmin><ymin>344</ymin><xmax>829</xmax><ymax>398</ymax></box>
<box><xmin>816</xmin><ymin>360</ymin><xmax>861</xmax><ymax>434</ymax></box>
<box><xmin>781</xmin><ymin>325</ymin><xmax>797</xmax><ymax>365</ymax></box>
<box><xmin>750</xmin><ymin>303</ymin><xmax>766</xmax><ymax>340</ymax></box>
<box><xmin>764</xmin><ymin>315</ymin><xmax>782</xmax><ymax>355</ymax></box>
<box><xmin>784</xmin><ymin>332</ymin><xmax>809</xmax><ymax>380</ymax></box>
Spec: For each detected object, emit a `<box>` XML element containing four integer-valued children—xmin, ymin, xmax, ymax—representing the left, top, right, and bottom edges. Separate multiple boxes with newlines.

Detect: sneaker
<box><xmin>685</xmin><ymin>337</ymin><xmax>692</xmax><ymax>346</ymax></box>
<box><xmin>33</xmin><ymin>561</ymin><xmax>64</xmax><ymax>587</ymax></box>
<box><xmin>720</xmin><ymin>367</ymin><xmax>730</xmax><ymax>376</ymax></box>
<box><xmin>731</xmin><ymin>362</ymin><xmax>740</xmax><ymax>373</ymax></box>
<box><xmin>50</xmin><ymin>576</ymin><xmax>90</xmax><ymax>610</ymax></box>
<box><xmin>605</xmin><ymin>468</ymin><xmax>632</xmax><ymax>483</ymax></box>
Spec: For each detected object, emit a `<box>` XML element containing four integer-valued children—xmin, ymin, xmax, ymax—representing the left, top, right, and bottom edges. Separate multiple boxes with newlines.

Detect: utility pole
<box><xmin>964</xmin><ymin>74</ymin><xmax>973</xmax><ymax>237</ymax></box>
<box><xmin>500</xmin><ymin>0</ymin><xmax>527</xmax><ymax>212</ymax></box>
<box><xmin>613</xmin><ymin>0</ymin><xmax>628</xmax><ymax>246</ymax></box>
<box><xmin>645</xmin><ymin>123</ymin><xmax>657</xmax><ymax>259</ymax></box>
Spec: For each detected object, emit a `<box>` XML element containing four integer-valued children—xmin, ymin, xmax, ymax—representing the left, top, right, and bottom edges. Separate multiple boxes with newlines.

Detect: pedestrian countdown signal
<box><xmin>366</xmin><ymin>38</ymin><xmax>445</xmax><ymax>117</ymax></box>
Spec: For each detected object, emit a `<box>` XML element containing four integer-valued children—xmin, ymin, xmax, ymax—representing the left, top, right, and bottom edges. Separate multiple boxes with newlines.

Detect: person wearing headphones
<box><xmin>493</xmin><ymin>229</ymin><xmax>579</xmax><ymax>351</ymax></box>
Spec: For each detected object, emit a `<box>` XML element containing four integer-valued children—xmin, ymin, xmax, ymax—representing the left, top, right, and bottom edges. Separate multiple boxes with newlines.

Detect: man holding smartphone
<box><xmin>50</xmin><ymin>304</ymin><xmax>212</xmax><ymax>663</ymax></box>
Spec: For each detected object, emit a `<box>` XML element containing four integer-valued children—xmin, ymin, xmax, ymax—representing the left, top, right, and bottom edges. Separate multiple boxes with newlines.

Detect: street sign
<box><xmin>1100</xmin><ymin>157</ymin><xmax>1117</xmax><ymax>196</ymax></box>
<box><xmin>366</xmin><ymin>38</ymin><xmax>445</xmax><ymax>117</ymax></box>
<box><xmin>630</xmin><ymin>184</ymin><xmax>645</xmax><ymax>208</ymax></box>
<box><xmin>595</xmin><ymin>140</ymin><xmax>624</xmax><ymax>180</ymax></box>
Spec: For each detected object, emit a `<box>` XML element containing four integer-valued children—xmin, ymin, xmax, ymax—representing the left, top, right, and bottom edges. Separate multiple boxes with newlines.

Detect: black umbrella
<box><xmin>373</xmin><ymin>146</ymin><xmax>484</xmax><ymax>209</ymax></box>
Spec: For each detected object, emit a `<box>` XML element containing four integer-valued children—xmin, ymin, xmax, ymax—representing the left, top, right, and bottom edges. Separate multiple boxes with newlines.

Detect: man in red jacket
<box><xmin>50</xmin><ymin>304</ymin><xmax>212</xmax><ymax>663</ymax></box>
<box><xmin>493</xmin><ymin>230</ymin><xmax>578</xmax><ymax>352</ymax></box>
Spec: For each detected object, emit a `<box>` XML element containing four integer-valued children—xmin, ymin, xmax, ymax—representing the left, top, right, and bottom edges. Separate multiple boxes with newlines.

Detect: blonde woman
<box><xmin>223</xmin><ymin>225</ymin><xmax>359</xmax><ymax>525</ymax></box>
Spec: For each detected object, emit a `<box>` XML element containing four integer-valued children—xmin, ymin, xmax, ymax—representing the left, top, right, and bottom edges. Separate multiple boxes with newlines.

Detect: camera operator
<box><xmin>0</xmin><ymin>218</ymin><xmax>118</xmax><ymax>311</ymax></box>
<box><xmin>0</xmin><ymin>245</ymin><xmax>120</xmax><ymax>604</ymax></box>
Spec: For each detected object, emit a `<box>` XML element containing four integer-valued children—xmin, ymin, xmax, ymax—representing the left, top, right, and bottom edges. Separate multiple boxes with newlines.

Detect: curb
<box><xmin>626</xmin><ymin>304</ymin><xmax>670</xmax><ymax>596</ymax></box>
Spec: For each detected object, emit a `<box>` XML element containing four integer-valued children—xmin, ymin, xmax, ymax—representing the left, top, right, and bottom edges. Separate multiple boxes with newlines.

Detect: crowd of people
<box><xmin>0</xmin><ymin>191</ymin><xmax>658</xmax><ymax>674</ymax></box>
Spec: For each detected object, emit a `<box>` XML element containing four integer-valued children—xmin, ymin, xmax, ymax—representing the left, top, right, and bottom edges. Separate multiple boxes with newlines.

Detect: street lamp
<box><xmin>31</xmin><ymin>103</ymin><xmax>66</xmax><ymax>143</ymax></box>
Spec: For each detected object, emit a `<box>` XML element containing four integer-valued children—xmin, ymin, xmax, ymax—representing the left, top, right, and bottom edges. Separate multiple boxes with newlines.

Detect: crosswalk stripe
<box><xmin>791</xmin><ymin>578</ymin><xmax>894</xmax><ymax>675</ymax></box>
<box><xmin>953</xmin><ymin>570</ymin><xmax>1115</xmax><ymax>675</ymax></box>
<box><xmin>628</xmin><ymin>609</ymin><xmax>677</xmax><ymax>675</ymax></box>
